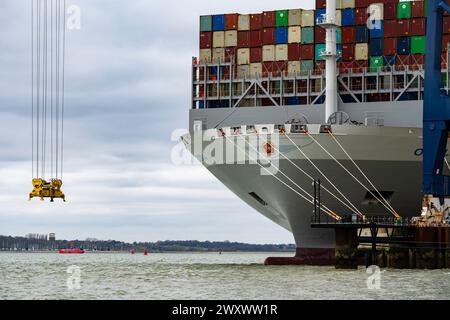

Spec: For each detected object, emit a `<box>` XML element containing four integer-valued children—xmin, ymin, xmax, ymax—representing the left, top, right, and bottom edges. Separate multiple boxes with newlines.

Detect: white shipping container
<box><xmin>288</xmin><ymin>26</ymin><xmax>301</xmax><ymax>44</ymax></box>
<box><xmin>341</xmin><ymin>0</ymin><xmax>355</xmax><ymax>9</ymax></box>
<box><xmin>249</xmin><ymin>63</ymin><xmax>263</xmax><ymax>78</ymax></box>
<box><xmin>288</xmin><ymin>9</ymin><xmax>302</xmax><ymax>26</ymax></box>
<box><xmin>336</xmin><ymin>0</ymin><xmax>343</xmax><ymax>9</ymax></box>
<box><xmin>288</xmin><ymin>61</ymin><xmax>301</xmax><ymax>76</ymax></box>
<box><xmin>237</xmin><ymin>65</ymin><xmax>250</xmax><ymax>78</ymax></box>
<box><xmin>262</xmin><ymin>45</ymin><xmax>275</xmax><ymax>62</ymax></box>
<box><xmin>237</xmin><ymin>48</ymin><xmax>250</xmax><ymax>65</ymax></box>
<box><xmin>301</xmin><ymin>10</ymin><xmax>315</xmax><ymax>27</ymax></box>
<box><xmin>275</xmin><ymin>44</ymin><xmax>288</xmax><ymax>61</ymax></box>
<box><xmin>336</xmin><ymin>10</ymin><xmax>342</xmax><ymax>26</ymax></box>
<box><xmin>238</xmin><ymin>14</ymin><xmax>250</xmax><ymax>31</ymax></box>
<box><xmin>355</xmin><ymin>43</ymin><xmax>368</xmax><ymax>60</ymax></box>
<box><xmin>368</xmin><ymin>3</ymin><xmax>384</xmax><ymax>21</ymax></box>
<box><xmin>225</xmin><ymin>31</ymin><xmax>238</xmax><ymax>47</ymax></box>
<box><xmin>213</xmin><ymin>31</ymin><xmax>225</xmax><ymax>48</ymax></box>
<box><xmin>212</xmin><ymin>48</ymin><xmax>225</xmax><ymax>63</ymax></box>
<box><xmin>199</xmin><ymin>49</ymin><xmax>212</xmax><ymax>64</ymax></box>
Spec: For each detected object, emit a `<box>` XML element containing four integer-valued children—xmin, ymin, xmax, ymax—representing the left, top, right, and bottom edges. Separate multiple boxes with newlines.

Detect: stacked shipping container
<box><xmin>198</xmin><ymin>0</ymin><xmax>433</xmax><ymax>79</ymax></box>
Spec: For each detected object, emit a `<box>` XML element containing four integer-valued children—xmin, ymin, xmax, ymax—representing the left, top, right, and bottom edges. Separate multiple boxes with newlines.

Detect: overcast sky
<box><xmin>0</xmin><ymin>0</ymin><xmax>314</xmax><ymax>243</ymax></box>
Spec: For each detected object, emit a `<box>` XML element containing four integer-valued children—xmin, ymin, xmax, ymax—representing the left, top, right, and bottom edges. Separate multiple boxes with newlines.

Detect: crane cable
<box><xmin>224</xmin><ymin>135</ymin><xmax>342</xmax><ymax>221</ymax></box>
<box><xmin>306</xmin><ymin>131</ymin><xmax>400</xmax><ymax>219</ymax></box>
<box><xmin>282</xmin><ymin>134</ymin><xmax>365</xmax><ymax>218</ymax></box>
<box><xmin>31</xmin><ymin>0</ymin><xmax>66</xmax><ymax>181</ymax></box>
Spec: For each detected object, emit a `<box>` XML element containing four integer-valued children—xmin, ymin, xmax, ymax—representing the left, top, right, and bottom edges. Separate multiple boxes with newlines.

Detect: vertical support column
<box><xmin>324</xmin><ymin>0</ymin><xmax>338</xmax><ymax>123</ymax></box>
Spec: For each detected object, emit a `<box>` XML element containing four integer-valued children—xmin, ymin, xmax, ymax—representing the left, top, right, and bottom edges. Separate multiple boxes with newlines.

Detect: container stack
<box><xmin>198</xmin><ymin>0</ymin><xmax>433</xmax><ymax>79</ymax></box>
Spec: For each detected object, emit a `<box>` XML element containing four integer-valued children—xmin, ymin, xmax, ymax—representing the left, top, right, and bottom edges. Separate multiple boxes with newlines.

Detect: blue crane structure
<box><xmin>423</xmin><ymin>0</ymin><xmax>450</xmax><ymax>198</ymax></box>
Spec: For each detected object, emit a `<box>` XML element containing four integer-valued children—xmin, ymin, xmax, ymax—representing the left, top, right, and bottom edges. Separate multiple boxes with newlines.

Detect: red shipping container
<box><xmin>302</xmin><ymin>44</ymin><xmax>314</xmax><ymax>60</ymax></box>
<box><xmin>353</xmin><ymin>60</ymin><xmax>368</xmax><ymax>73</ymax></box>
<box><xmin>262</xmin><ymin>11</ymin><xmax>276</xmax><ymax>28</ymax></box>
<box><xmin>411</xmin><ymin>1</ymin><xmax>426</xmax><ymax>18</ymax></box>
<box><xmin>316</xmin><ymin>0</ymin><xmax>326</xmax><ymax>9</ymax></box>
<box><xmin>383</xmin><ymin>20</ymin><xmax>397</xmax><ymax>37</ymax></box>
<box><xmin>396</xmin><ymin>55</ymin><xmax>412</xmax><ymax>67</ymax></box>
<box><xmin>288</xmin><ymin>43</ymin><xmax>301</xmax><ymax>60</ymax></box>
<box><xmin>250</xmin><ymin>14</ymin><xmax>263</xmax><ymax>30</ymax></box>
<box><xmin>250</xmin><ymin>30</ymin><xmax>262</xmax><ymax>47</ymax></box>
<box><xmin>342</xmin><ymin>27</ymin><xmax>356</xmax><ymax>44</ymax></box>
<box><xmin>238</xmin><ymin>31</ymin><xmax>250</xmax><ymax>47</ymax></box>
<box><xmin>444</xmin><ymin>16</ymin><xmax>450</xmax><ymax>34</ymax></box>
<box><xmin>410</xmin><ymin>18</ymin><xmax>426</xmax><ymax>36</ymax></box>
<box><xmin>225</xmin><ymin>14</ymin><xmax>239</xmax><ymax>30</ymax></box>
<box><xmin>442</xmin><ymin>34</ymin><xmax>450</xmax><ymax>51</ymax></box>
<box><xmin>397</xmin><ymin>19</ymin><xmax>411</xmax><ymax>37</ymax></box>
<box><xmin>355</xmin><ymin>8</ymin><xmax>367</xmax><ymax>25</ymax></box>
<box><xmin>412</xmin><ymin>54</ymin><xmax>425</xmax><ymax>66</ymax></box>
<box><xmin>355</xmin><ymin>0</ymin><xmax>368</xmax><ymax>7</ymax></box>
<box><xmin>250</xmin><ymin>47</ymin><xmax>262</xmax><ymax>63</ymax></box>
<box><xmin>225</xmin><ymin>48</ymin><xmax>237</xmax><ymax>62</ymax></box>
<box><xmin>383</xmin><ymin>38</ymin><xmax>397</xmax><ymax>55</ymax></box>
<box><xmin>315</xmin><ymin>27</ymin><xmax>326</xmax><ymax>43</ymax></box>
<box><xmin>315</xmin><ymin>61</ymin><xmax>325</xmax><ymax>70</ymax></box>
<box><xmin>200</xmin><ymin>32</ymin><xmax>212</xmax><ymax>49</ymax></box>
<box><xmin>342</xmin><ymin>44</ymin><xmax>355</xmax><ymax>61</ymax></box>
<box><xmin>262</xmin><ymin>28</ymin><xmax>275</xmax><ymax>45</ymax></box>
<box><xmin>384</xmin><ymin>2</ymin><xmax>397</xmax><ymax>20</ymax></box>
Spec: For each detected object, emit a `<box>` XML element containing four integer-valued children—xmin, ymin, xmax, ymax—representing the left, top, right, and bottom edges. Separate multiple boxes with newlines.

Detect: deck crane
<box><xmin>29</xmin><ymin>0</ymin><xmax>67</xmax><ymax>202</ymax></box>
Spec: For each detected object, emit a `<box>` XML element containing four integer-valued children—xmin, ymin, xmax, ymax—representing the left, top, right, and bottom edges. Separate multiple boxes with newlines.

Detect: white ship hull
<box><xmin>184</xmin><ymin>125</ymin><xmax>428</xmax><ymax>250</ymax></box>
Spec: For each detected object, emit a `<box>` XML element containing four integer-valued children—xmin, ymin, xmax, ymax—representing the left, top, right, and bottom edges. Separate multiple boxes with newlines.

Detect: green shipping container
<box><xmin>301</xmin><ymin>27</ymin><xmax>314</xmax><ymax>44</ymax></box>
<box><xmin>336</xmin><ymin>28</ymin><xmax>342</xmax><ymax>44</ymax></box>
<box><xmin>397</xmin><ymin>1</ymin><xmax>412</xmax><ymax>19</ymax></box>
<box><xmin>300</xmin><ymin>60</ymin><xmax>314</xmax><ymax>75</ymax></box>
<box><xmin>276</xmin><ymin>10</ymin><xmax>289</xmax><ymax>27</ymax></box>
<box><xmin>200</xmin><ymin>15</ymin><xmax>212</xmax><ymax>32</ymax></box>
<box><xmin>411</xmin><ymin>36</ymin><xmax>426</xmax><ymax>54</ymax></box>
<box><xmin>370</xmin><ymin>56</ymin><xmax>384</xmax><ymax>72</ymax></box>
<box><xmin>315</xmin><ymin>44</ymin><xmax>326</xmax><ymax>61</ymax></box>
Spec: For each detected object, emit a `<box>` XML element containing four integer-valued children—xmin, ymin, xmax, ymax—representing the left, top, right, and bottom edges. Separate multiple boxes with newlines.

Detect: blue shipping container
<box><xmin>316</xmin><ymin>8</ymin><xmax>326</xmax><ymax>23</ymax></box>
<box><xmin>397</xmin><ymin>37</ymin><xmax>410</xmax><ymax>55</ymax></box>
<box><xmin>212</xmin><ymin>15</ymin><xmax>225</xmax><ymax>31</ymax></box>
<box><xmin>286</xmin><ymin>97</ymin><xmax>300</xmax><ymax>105</ymax></box>
<box><xmin>355</xmin><ymin>26</ymin><xmax>368</xmax><ymax>43</ymax></box>
<box><xmin>369</xmin><ymin>20</ymin><xmax>383</xmax><ymax>38</ymax></box>
<box><xmin>384</xmin><ymin>55</ymin><xmax>396</xmax><ymax>66</ymax></box>
<box><xmin>275</xmin><ymin>27</ymin><xmax>288</xmax><ymax>44</ymax></box>
<box><xmin>369</xmin><ymin>38</ymin><xmax>383</xmax><ymax>56</ymax></box>
<box><xmin>342</xmin><ymin>9</ymin><xmax>355</xmax><ymax>26</ymax></box>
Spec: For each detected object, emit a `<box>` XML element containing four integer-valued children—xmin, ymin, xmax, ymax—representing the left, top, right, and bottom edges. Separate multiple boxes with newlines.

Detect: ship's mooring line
<box><xmin>224</xmin><ymin>135</ymin><xmax>341</xmax><ymax>220</ymax></box>
<box><xmin>326</xmin><ymin>130</ymin><xmax>400</xmax><ymax>218</ymax></box>
<box><xmin>283</xmin><ymin>134</ymin><xmax>365</xmax><ymax>218</ymax></box>
<box><xmin>305</xmin><ymin>132</ymin><xmax>399</xmax><ymax>218</ymax></box>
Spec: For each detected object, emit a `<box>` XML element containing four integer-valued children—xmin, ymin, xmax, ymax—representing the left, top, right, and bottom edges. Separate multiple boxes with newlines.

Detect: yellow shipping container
<box><xmin>225</xmin><ymin>31</ymin><xmax>238</xmax><ymax>47</ymax></box>
<box><xmin>336</xmin><ymin>10</ymin><xmax>342</xmax><ymax>26</ymax></box>
<box><xmin>368</xmin><ymin>3</ymin><xmax>384</xmax><ymax>21</ymax></box>
<box><xmin>213</xmin><ymin>31</ymin><xmax>225</xmax><ymax>48</ymax></box>
<box><xmin>355</xmin><ymin>43</ymin><xmax>368</xmax><ymax>60</ymax></box>
<box><xmin>237</xmin><ymin>48</ymin><xmax>250</xmax><ymax>65</ymax></box>
<box><xmin>199</xmin><ymin>49</ymin><xmax>212</xmax><ymax>64</ymax></box>
<box><xmin>288</xmin><ymin>26</ymin><xmax>301</xmax><ymax>44</ymax></box>
<box><xmin>275</xmin><ymin>44</ymin><xmax>288</xmax><ymax>61</ymax></box>
<box><xmin>262</xmin><ymin>45</ymin><xmax>275</xmax><ymax>62</ymax></box>
<box><xmin>249</xmin><ymin>63</ymin><xmax>263</xmax><ymax>78</ymax></box>
<box><xmin>212</xmin><ymin>48</ymin><xmax>225</xmax><ymax>63</ymax></box>
<box><xmin>301</xmin><ymin>10</ymin><xmax>315</xmax><ymax>27</ymax></box>
<box><xmin>342</xmin><ymin>0</ymin><xmax>355</xmax><ymax>9</ymax></box>
<box><xmin>288</xmin><ymin>61</ymin><xmax>301</xmax><ymax>76</ymax></box>
<box><xmin>238</xmin><ymin>14</ymin><xmax>250</xmax><ymax>31</ymax></box>
<box><xmin>288</xmin><ymin>9</ymin><xmax>302</xmax><ymax>26</ymax></box>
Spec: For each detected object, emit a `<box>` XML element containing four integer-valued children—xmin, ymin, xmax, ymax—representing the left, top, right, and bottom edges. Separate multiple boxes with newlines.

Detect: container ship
<box><xmin>183</xmin><ymin>0</ymin><xmax>450</xmax><ymax>263</ymax></box>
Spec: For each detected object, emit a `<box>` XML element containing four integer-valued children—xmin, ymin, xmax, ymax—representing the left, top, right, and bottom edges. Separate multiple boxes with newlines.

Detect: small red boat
<box><xmin>59</xmin><ymin>249</ymin><xmax>85</xmax><ymax>254</ymax></box>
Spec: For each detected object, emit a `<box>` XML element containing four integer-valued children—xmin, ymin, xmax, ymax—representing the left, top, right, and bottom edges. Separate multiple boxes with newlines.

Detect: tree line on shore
<box><xmin>0</xmin><ymin>235</ymin><xmax>295</xmax><ymax>252</ymax></box>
